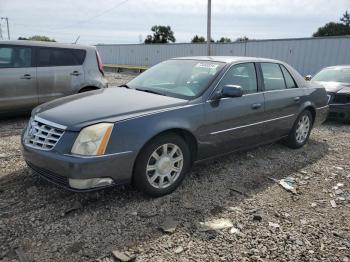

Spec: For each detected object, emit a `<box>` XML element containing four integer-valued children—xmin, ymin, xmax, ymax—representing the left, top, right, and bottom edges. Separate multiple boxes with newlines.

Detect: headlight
<box><xmin>71</xmin><ymin>123</ymin><xmax>113</xmax><ymax>156</ymax></box>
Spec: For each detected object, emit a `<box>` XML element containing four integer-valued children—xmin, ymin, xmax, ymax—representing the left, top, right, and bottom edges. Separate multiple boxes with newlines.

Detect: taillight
<box><xmin>96</xmin><ymin>50</ymin><xmax>104</xmax><ymax>76</ymax></box>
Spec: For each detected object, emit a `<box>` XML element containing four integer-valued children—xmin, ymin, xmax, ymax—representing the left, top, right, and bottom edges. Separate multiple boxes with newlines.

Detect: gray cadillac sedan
<box><xmin>22</xmin><ymin>56</ymin><xmax>329</xmax><ymax>196</ymax></box>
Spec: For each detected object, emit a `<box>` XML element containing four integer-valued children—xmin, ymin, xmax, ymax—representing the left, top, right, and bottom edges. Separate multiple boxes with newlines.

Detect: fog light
<box><xmin>69</xmin><ymin>178</ymin><xmax>114</xmax><ymax>189</ymax></box>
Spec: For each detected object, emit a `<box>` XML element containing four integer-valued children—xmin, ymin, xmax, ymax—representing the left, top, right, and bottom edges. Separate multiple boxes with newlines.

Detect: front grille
<box><xmin>24</xmin><ymin>118</ymin><xmax>64</xmax><ymax>150</ymax></box>
<box><xmin>27</xmin><ymin>162</ymin><xmax>69</xmax><ymax>188</ymax></box>
<box><xmin>333</xmin><ymin>94</ymin><xmax>350</xmax><ymax>104</ymax></box>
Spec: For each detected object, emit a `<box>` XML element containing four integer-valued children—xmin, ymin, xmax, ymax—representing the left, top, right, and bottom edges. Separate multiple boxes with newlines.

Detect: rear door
<box><xmin>0</xmin><ymin>44</ymin><xmax>37</xmax><ymax>113</ymax></box>
<box><xmin>201</xmin><ymin>62</ymin><xmax>266</xmax><ymax>157</ymax></box>
<box><xmin>36</xmin><ymin>47</ymin><xmax>85</xmax><ymax>104</ymax></box>
<box><xmin>259</xmin><ymin>62</ymin><xmax>304</xmax><ymax>139</ymax></box>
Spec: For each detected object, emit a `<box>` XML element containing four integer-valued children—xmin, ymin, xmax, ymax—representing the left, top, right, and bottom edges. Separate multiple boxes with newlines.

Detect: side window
<box><xmin>38</xmin><ymin>48</ymin><xmax>51</xmax><ymax>67</ymax></box>
<box><xmin>280</xmin><ymin>65</ymin><xmax>297</xmax><ymax>88</ymax></box>
<box><xmin>37</xmin><ymin>48</ymin><xmax>85</xmax><ymax>67</ymax></box>
<box><xmin>219</xmin><ymin>63</ymin><xmax>257</xmax><ymax>94</ymax></box>
<box><xmin>71</xmin><ymin>49</ymin><xmax>86</xmax><ymax>65</ymax></box>
<box><xmin>0</xmin><ymin>46</ymin><xmax>31</xmax><ymax>68</ymax></box>
<box><xmin>52</xmin><ymin>49</ymin><xmax>78</xmax><ymax>66</ymax></box>
<box><xmin>261</xmin><ymin>63</ymin><xmax>286</xmax><ymax>91</ymax></box>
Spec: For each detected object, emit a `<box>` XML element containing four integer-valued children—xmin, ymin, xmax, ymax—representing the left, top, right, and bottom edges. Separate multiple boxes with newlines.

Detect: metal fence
<box><xmin>96</xmin><ymin>36</ymin><xmax>350</xmax><ymax>76</ymax></box>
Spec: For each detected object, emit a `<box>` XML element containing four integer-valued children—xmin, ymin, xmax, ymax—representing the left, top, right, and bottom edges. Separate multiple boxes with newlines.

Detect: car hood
<box><xmin>34</xmin><ymin>88</ymin><xmax>188</xmax><ymax>131</ymax></box>
<box><xmin>313</xmin><ymin>81</ymin><xmax>350</xmax><ymax>93</ymax></box>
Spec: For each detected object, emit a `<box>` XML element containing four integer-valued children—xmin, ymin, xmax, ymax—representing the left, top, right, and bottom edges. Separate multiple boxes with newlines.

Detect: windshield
<box><xmin>312</xmin><ymin>68</ymin><xmax>350</xmax><ymax>83</ymax></box>
<box><xmin>127</xmin><ymin>59</ymin><xmax>225</xmax><ymax>99</ymax></box>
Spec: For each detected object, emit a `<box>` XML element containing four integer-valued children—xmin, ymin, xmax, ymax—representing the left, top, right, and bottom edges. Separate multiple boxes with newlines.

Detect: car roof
<box><xmin>0</xmin><ymin>40</ymin><xmax>94</xmax><ymax>50</ymax></box>
<box><xmin>172</xmin><ymin>56</ymin><xmax>282</xmax><ymax>64</ymax></box>
<box><xmin>322</xmin><ymin>65</ymin><xmax>350</xmax><ymax>70</ymax></box>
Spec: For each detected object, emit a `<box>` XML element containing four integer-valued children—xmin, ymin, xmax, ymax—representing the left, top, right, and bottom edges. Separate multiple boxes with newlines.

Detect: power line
<box><xmin>8</xmin><ymin>0</ymin><xmax>130</xmax><ymax>35</ymax></box>
<box><xmin>52</xmin><ymin>0</ymin><xmax>130</xmax><ymax>30</ymax></box>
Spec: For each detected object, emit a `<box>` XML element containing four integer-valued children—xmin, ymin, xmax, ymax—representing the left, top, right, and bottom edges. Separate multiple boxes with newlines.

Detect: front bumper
<box><xmin>328</xmin><ymin>104</ymin><xmax>350</xmax><ymax>122</ymax></box>
<box><xmin>22</xmin><ymin>143</ymin><xmax>135</xmax><ymax>192</ymax></box>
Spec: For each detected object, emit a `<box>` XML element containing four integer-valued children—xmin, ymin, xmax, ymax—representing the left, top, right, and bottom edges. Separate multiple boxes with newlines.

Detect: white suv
<box><xmin>0</xmin><ymin>40</ymin><xmax>108</xmax><ymax>115</ymax></box>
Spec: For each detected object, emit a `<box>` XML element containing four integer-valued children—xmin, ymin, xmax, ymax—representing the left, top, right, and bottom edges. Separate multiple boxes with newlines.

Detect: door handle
<box><xmin>20</xmin><ymin>74</ymin><xmax>32</xmax><ymax>80</ymax></box>
<box><xmin>294</xmin><ymin>96</ymin><xmax>301</xmax><ymax>102</ymax></box>
<box><xmin>70</xmin><ymin>71</ymin><xmax>81</xmax><ymax>76</ymax></box>
<box><xmin>251</xmin><ymin>103</ymin><xmax>262</xmax><ymax>109</ymax></box>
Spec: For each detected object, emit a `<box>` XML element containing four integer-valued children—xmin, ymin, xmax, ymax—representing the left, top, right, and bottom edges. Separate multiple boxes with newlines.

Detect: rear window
<box><xmin>37</xmin><ymin>47</ymin><xmax>86</xmax><ymax>67</ymax></box>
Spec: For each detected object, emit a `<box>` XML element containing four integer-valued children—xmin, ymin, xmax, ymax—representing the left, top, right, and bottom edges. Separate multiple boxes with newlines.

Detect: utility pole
<box><xmin>1</xmin><ymin>17</ymin><xmax>10</xmax><ymax>40</ymax></box>
<box><xmin>207</xmin><ymin>0</ymin><xmax>211</xmax><ymax>56</ymax></box>
<box><xmin>0</xmin><ymin>22</ymin><xmax>3</xmax><ymax>40</ymax></box>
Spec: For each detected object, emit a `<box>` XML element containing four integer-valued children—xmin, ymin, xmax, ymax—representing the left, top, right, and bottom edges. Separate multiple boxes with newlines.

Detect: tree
<box><xmin>190</xmin><ymin>35</ymin><xmax>215</xmax><ymax>43</ymax></box>
<box><xmin>18</xmin><ymin>35</ymin><xmax>56</xmax><ymax>42</ymax></box>
<box><xmin>313</xmin><ymin>22</ymin><xmax>350</xmax><ymax>37</ymax></box>
<box><xmin>313</xmin><ymin>11</ymin><xmax>350</xmax><ymax>37</ymax></box>
<box><xmin>144</xmin><ymin>25</ymin><xmax>175</xmax><ymax>44</ymax></box>
<box><xmin>191</xmin><ymin>35</ymin><xmax>206</xmax><ymax>43</ymax></box>
<box><xmin>340</xmin><ymin>10</ymin><xmax>350</xmax><ymax>26</ymax></box>
<box><xmin>235</xmin><ymin>36</ymin><xmax>249</xmax><ymax>42</ymax></box>
<box><xmin>217</xmin><ymin>37</ymin><xmax>232</xmax><ymax>43</ymax></box>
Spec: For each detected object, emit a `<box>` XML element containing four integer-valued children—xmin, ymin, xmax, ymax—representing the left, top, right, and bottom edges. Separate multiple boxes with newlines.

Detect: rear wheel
<box><xmin>133</xmin><ymin>133</ymin><xmax>191</xmax><ymax>197</ymax></box>
<box><xmin>79</xmin><ymin>87</ymin><xmax>98</xmax><ymax>93</ymax></box>
<box><xmin>285</xmin><ymin>110</ymin><xmax>313</xmax><ymax>149</ymax></box>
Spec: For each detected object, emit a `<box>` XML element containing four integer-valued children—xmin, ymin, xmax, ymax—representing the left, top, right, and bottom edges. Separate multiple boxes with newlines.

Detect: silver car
<box><xmin>0</xmin><ymin>40</ymin><xmax>107</xmax><ymax>115</ymax></box>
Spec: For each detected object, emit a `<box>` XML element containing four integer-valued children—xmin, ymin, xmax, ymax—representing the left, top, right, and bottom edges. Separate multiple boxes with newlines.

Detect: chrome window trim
<box><xmin>34</xmin><ymin>115</ymin><xmax>67</xmax><ymax>130</ymax></box>
<box><xmin>210</xmin><ymin>114</ymin><xmax>295</xmax><ymax>135</ymax></box>
<box><xmin>259</xmin><ymin>87</ymin><xmax>306</xmax><ymax>94</ymax></box>
<box><xmin>206</xmin><ymin>87</ymin><xmax>310</xmax><ymax>103</ymax></box>
<box><xmin>206</xmin><ymin>91</ymin><xmax>263</xmax><ymax>103</ymax></box>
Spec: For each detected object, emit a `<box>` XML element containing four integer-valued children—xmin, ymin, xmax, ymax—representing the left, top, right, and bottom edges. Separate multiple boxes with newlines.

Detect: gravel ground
<box><xmin>0</xmin><ymin>73</ymin><xmax>349</xmax><ymax>262</ymax></box>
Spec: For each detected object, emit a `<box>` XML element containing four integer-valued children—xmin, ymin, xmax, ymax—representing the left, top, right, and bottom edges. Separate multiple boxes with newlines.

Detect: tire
<box><xmin>79</xmin><ymin>87</ymin><xmax>98</xmax><ymax>93</ymax></box>
<box><xmin>285</xmin><ymin>110</ymin><xmax>313</xmax><ymax>149</ymax></box>
<box><xmin>133</xmin><ymin>133</ymin><xmax>191</xmax><ymax>197</ymax></box>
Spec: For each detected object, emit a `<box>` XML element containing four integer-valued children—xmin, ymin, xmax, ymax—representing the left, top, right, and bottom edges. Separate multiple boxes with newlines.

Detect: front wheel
<box><xmin>285</xmin><ymin>110</ymin><xmax>313</xmax><ymax>149</ymax></box>
<box><xmin>133</xmin><ymin>133</ymin><xmax>191</xmax><ymax>197</ymax></box>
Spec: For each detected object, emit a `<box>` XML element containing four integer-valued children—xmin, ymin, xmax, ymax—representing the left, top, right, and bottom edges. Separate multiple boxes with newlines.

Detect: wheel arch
<box><xmin>132</xmin><ymin>128</ymin><xmax>198</xmax><ymax>176</ymax></box>
<box><xmin>78</xmin><ymin>86</ymin><xmax>100</xmax><ymax>93</ymax></box>
<box><xmin>299</xmin><ymin>101</ymin><xmax>316</xmax><ymax>125</ymax></box>
<box><xmin>304</xmin><ymin>106</ymin><xmax>316</xmax><ymax>124</ymax></box>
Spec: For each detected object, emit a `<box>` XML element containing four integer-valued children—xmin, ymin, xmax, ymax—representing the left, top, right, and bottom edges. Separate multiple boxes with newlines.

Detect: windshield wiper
<box><xmin>135</xmin><ymin>88</ymin><xmax>166</xmax><ymax>96</ymax></box>
<box><xmin>119</xmin><ymin>84</ymin><xmax>131</xmax><ymax>88</ymax></box>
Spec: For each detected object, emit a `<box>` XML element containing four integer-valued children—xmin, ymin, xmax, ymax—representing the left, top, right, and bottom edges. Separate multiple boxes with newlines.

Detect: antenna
<box><xmin>73</xmin><ymin>35</ymin><xmax>80</xmax><ymax>44</ymax></box>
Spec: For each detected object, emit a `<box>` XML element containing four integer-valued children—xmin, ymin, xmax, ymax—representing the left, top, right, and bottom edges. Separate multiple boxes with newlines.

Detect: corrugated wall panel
<box><xmin>96</xmin><ymin>36</ymin><xmax>350</xmax><ymax>76</ymax></box>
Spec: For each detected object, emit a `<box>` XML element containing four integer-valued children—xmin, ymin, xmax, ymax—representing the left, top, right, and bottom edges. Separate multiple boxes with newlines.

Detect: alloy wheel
<box><xmin>295</xmin><ymin>115</ymin><xmax>310</xmax><ymax>144</ymax></box>
<box><xmin>146</xmin><ymin>143</ymin><xmax>184</xmax><ymax>189</ymax></box>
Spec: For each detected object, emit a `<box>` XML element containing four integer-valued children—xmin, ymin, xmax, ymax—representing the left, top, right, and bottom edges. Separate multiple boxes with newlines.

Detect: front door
<box><xmin>0</xmin><ymin>45</ymin><xmax>37</xmax><ymax>113</ymax></box>
<box><xmin>200</xmin><ymin>62</ymin><xmax>266</xmax><ymax>158</ymax></box>
<box><xmin>36</xmin><ymin>47</ymin><xmax>85</xmax><ymax>104</ymax></box>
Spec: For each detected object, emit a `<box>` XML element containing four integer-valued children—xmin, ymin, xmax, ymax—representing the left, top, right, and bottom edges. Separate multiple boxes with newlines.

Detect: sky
<box><xmin>0</xmin><ymin>0</ymin><xmax>349</xmax><ymax>45</ymax></box>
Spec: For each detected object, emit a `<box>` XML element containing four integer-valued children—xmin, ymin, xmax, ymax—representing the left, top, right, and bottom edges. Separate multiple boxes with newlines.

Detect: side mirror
<box><xmin>222</xmin><ymin>85</ymin><xmax>243</xmax><ymax>97</ymax></box>
<box><xmin>212</xmin><ymin>85</ymin><xmax>243</xmax><ymax>100</ymax></box>
<box><xmin>305</xmin><ymin>75</ymin><xmax>312</xmax><ymax>81</ymax></box>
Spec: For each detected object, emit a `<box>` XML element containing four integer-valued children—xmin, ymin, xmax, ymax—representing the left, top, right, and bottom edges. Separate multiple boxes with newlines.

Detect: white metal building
<box><xmin>96</xmin><ymin>36</ymin><xmax>350</xmax><ymax>76</ymax></box>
